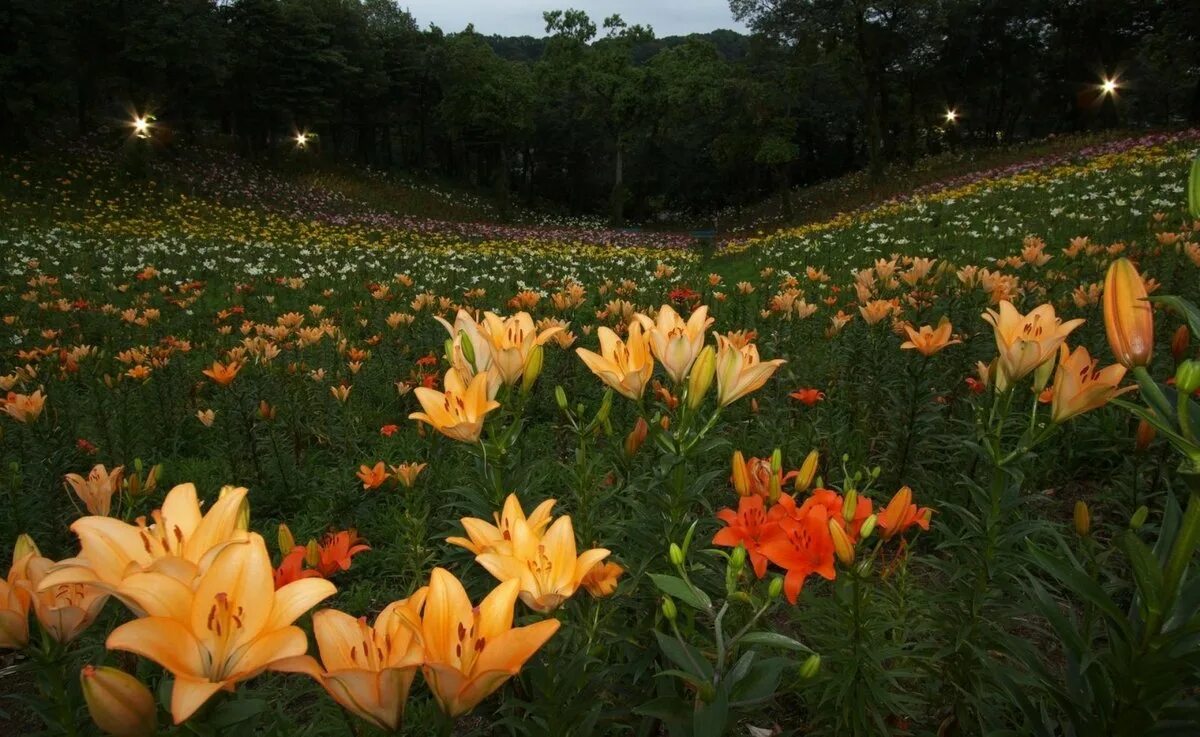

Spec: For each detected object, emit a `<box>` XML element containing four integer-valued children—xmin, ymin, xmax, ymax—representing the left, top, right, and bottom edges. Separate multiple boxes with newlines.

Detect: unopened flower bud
<box><xmin>14</xmin><ymin>533</ymin><xmax>40</xmax><ymax>560</ymax></box>
<box><xmin>1171</xmin><ymin>325</ymin><xmax>1191</xmax><ymax>364</ymax></box>
<box><xmin>687</xmin><ymin>346</ymin><xmax>716</xmax><ymax>409</ymax></box>
<box><xmin>258</xmin><ymin>400</ymin><xmax>275</xmax><ymax>421</ymax></box>
<box><xmin>795</xmin><ymin>450</ymin><xmax>819</xmax><ymax>492</ymax></box>
<box><xmin>1073</xmin><ymin>501</ymin><xmax>1090</xmax><ymax>537</ymax></box>
<box><xmin>1135</xmin><ymin>419</ymin><xmax>1156</xmax><ymax>452</ymax></box>
<box><xmin>859</xmin><ymin>514</ymin><xmax>877</xmax><ymax>540</ymax></box>
<box><xmin>555</xmin><ymin>385</ymin><xmax>569</xmax><ymax>411</ymax></box>
<box><xmin>305</xmin><ymin>538</ymin><xmax>321</xmax><ymax>567</ymax></box>
<box><xmin>277</xmin><ymin>523</ymin><xmax>295</xmax><ymax>555</ymax></box>
<box><xmin>768</xmin><ymin>575</ymin><xmax>784</xmax><ymax>600</ymax></box>
<box><xmin>624</xmin><ymin>417</ymin><xmax>649</xmax><ymax>457</ymax></box>
<box><xmin>661</xmin><ymin>596</ymin><xmax>677</xmax><ymax>621</ymax></box>
<box><xmin>799</xmin><ymin>653</ymin><xmax>821</xmax><ymax>679</ymax></box>
<box><xmin>1033</xmin><ymin>353</ymin><xmax>1056</xmax><ymax>393</ymax></box>
<box><xmin>80</xmin><ymin>665</ymin><xmax>157</xmax><ymax>737</ymax></box>
<box><xmin>458</xmin><ymin>330</ymin><xmax>476</xmax><ymax>366</ymax></box>
<box><xmin>1103</xmin><ymin>258</ymin><xmax>1154</xmax><ymax>369</ymax></box>
<box><xmin>1176</xmin><ymin>359</ymin><xmax>1200</xmax><ymax>394</ymax></box>
<box><xmin>829</xmin><ymin>520</ymin><xmax>854</xmax><ymax>566</ymax></box>
<box><xmin>842</xmin><ymin>489</ymin><xmax>858</xmax><ymax>523</ymax></box>
<box><xmin>668</xmin><ymin>545</ymin><xmax>687</xmax><ymax>573</ymax></box>
<box><xmin>730</xmin><ymin>545</ymin><xmax>747</xmax><ymax>573</ymax></box>
<box><xmin>731</xmin><ymin>451</ymin><xmax>749</xmax><ymax>496</ymax></box>
<box><xmin>1130</xmin><ymin>505</ymin><xmax>1149</xmax><ymax>530</ymax></box>
<box><xmin>521</xmin><ymin>345</ymin><xmax>544</xmax><ymax>395</ymax></box>
<box><xmin>596</xmin><ymin>390</ymin><xmax>613</xmax><ymax>424</ymax></box>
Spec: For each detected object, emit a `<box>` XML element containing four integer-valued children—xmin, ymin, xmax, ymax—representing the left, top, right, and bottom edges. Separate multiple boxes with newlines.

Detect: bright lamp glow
<box><xmin>132</xmin><ymin>116</ymin><xmax>150</xmax><ymax>139</ymax></box>
<box><xmin>1101</xmin><ymin>77</ymin><xmax>1118</xmax><ymax>95</ymax></box>
<box><xmin>944</xmin><ymin>109</ymin><xmax>958</xmax><ymax>124</ymax></box>
<box><xmin>295</xmin><ymin>133</ymin><xmax>309</xmax><ymax>148</ymax></box>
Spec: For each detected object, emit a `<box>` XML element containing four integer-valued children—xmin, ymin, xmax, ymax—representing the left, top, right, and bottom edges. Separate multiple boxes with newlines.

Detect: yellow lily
<box><xmin>475</xmin><ymin>514</ymin><xmax>610</xmax><ymax>613</ymax></box>
<box><xmin>982</xmin><ymin>301</ymin><xmax>1084</xmax><ymax>383</ymax></box>
<box><xmin>408</xmin><ymin>568</ymin><xmax>560</xmax><ymax>717</ymax></box>
<box><xmin>480</xmin><ymin>311</ymin><xmax>564</xmax><ymax>387</ymax></box>
<box><xmin>714</xmin><ymin>335</ymin><xmax>786</xmax><ymax>407</ymax></box>
<box><xmin>1050</xmin><ymin>344</ymin><xmax>1133</xmax><ymax>423</ymax></box>
<box><xmin>274</xmin><ymin>590</ymin><xmax>428</xmax><ymax>731</ymax></box>
<box><xmin>447</xmin><ymin>493</ymin><xmax>557</xmax><ymax>556</ymax></box>
<box><xmin>64</xmin><ymin>464</ymin><xmax>125</xmax><ymax>517</ymax></box>
<box><xmin>647</xmin><ymin>304</ymin><xmax>713</xmax><ymax>384</ymax></box>
<box><xmin>106</xmin><ymin>533</ymin><xmax>336</xmax><ymax>724</ymax></box>
<box><xmin>38</xmin><ymin>483</ymin><xmax>249</xmax><ymax>608</ymax></box>
<box><xmin>576</xmin><ymin>322</ymin><xmax>655</xmax><ymax>401</ymax></box>
<box><xmin>409</xmin><ymin>368</ymin><xmax>501</xmax><ymax>443</ymax></box>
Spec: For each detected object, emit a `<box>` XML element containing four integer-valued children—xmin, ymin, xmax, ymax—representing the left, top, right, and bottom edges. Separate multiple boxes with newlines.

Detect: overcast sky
<box><xmin>400</xmin><ymin>1</ymin><xmax>747</xmax><ymax>37</ymax></box>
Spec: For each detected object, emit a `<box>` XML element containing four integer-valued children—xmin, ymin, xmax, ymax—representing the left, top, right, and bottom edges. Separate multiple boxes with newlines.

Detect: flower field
<box><xmin>3</xmin><ymin>130</ymin><xmax>1200</xmax><ymax>736</ymax></box>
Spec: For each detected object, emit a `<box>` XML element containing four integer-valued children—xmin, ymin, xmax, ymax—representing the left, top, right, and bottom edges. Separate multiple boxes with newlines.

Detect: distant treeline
<box><xmin>1</xmin><ymin>0</ymin><xmax>1197</xmax><ymax>222</ymax></box>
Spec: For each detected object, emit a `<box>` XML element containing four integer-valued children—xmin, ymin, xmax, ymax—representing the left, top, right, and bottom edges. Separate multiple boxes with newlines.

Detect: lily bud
<box><xmin>1176</xmin><ymin>359</ymin><xmax>1200</xmax><ymax>395</ymax></box>
<box><xmin>1073</xmin><ymin>501</ymin><xmax>1090</xmax><ymax>537</ymax></box>
<box><xmin>1103</xmin><ymin>258</ymin><xmax>1154</xmax><ymax>369</ymax></box>
<box><xmin>730</xmin><ymin>545</ymin><xmax>747</xmax><ymax>574</ymax></box>
<box><xmin>686</xmin><ymin>346</ymin><xmax>716</xmax><ymax>409</ymax></box>
<box><xmin>219</xmin><ymin>486</ymin><xmax>250</xmax><ymax>531</ymax></box>
<box><xmin>80</xmin><ymin>665</ymin><xmax>157</xmax><ymax>737</ymax></box>
<box><xmin>799</xmin><ymin>653</ymin><xmax>821</xmax><ymax>679</ymax></box>
<box><xmin>842</xmin><ymin>489</ymin><xmax>858</xmax><ymax>523</ymax></box>
<box><xmin>669</xmin><ymin>543</ymin><xmax>685</xmax><ymax>568</ymax></box>
<box><xmin>521</xmin><ymin>345</ymin><xmax>544</xmax><ymax>395</ymax></box>
<box><xmin>829</xmin><ymin>520</ymin><xmax>854</xmax><ymax>566</ymax></box>
<box><xmin>768</xmin><ymin>575</ymin><xmax>784</xmax><ymax>600</ymax></box>
<box><xmin>443</xmin><ymin>337</ymin><xmax>454</xmax><ymax>364</ymax></box>
<box><xmin>1033</xmin><ymin>352</ymin><xmax>1056</xmax><ymax>393</ymax></box>
<box><xmin>731</xmin><ymin>451</ymin><xmax>749</xmax><ymax>496</ymax></box>
<box><xmin>277</xmin><ymin>523</ymin><xmax>295</xmax><ymax>555</ymax></box>
<box><xmin>555</xmin><ymin>385</ymin><xmax>569</xmax><ymax>411</ymax></box>
<box><xmin>1172</xmin><ymin>325</ymin><xmax>1191</xmax><ymax>364</ymax></box>
<box><xmin>14</xmin><ymin>533</ymin><xmax>40</xmax><ymax>560</ymax></box>
<box><xmin>768</xmin><ymin>449</ymin><xmax>783</xmax><ymax>503</ymax></box>
<box><xmin>859</xmin><ymin>514</ymin><xmax>877</xmax><ymax>540</ymax></box>
<box><xmin>1130</xmin><ymin>505</ymin><xmax>1149</xmax><ymax>530</ymax></box>
<box><xmin>795</xmin><ymin>450</ymin><xmax>819</xmax><ymax>492</ymax></box>
<box><xmin>661</xmin><ymin>596</ymin><xmax>677</xmax><ymax>621</ymax></box>
<box><xmin>305</xmin><ymin>538</ymin><xmax>321</xmax><ymax>567</ymax></box>
<box><xmin>596</xmin><ymin>390</ymin><xmax>613</xmax><ymax>425</ymax></box>
<box><xmin>624</xmin><ymin>417</ymin><xmax>649</xmax><ymax>457</ymax></box>
<box><xmin>1135</xmin><ymin>419</ymin><xmax>1156</xmax><ymax>452</ymax></box>
<box><xmin>458</xmin><ymin>330</ymin><xmax>476</xmax><ymax>366</ymax></box>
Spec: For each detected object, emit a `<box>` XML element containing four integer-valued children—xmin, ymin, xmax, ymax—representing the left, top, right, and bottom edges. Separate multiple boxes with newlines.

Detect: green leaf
<box><xmin>1189</xmin><ymin>155</ymin><xmax>1200</xmax><ymax>219</ymax></box>
<box><xmin>1148</xmin><ymin>295</ymin><xmax>1200</xmax><ymax>341</ymax></box>
<box><xmin>693</xmin><ymin>685</ymin><xmax>729</xmax><ymax>737</ymax></box>
<box><xmin>649</xmin><ymin>573</ymin><xmax>712</xmax><ymax>611</ymax></box>
<box><xmin>1027</xmin><ymin>542</ymin><xmax>1132</xmax><ymax>641</ymax></box>
<box><xmin>654</xmin><ymin>630</ymin><xmax>713</xmax><ymax>681</ymax></box>
<box><xmin>738</xmin><ymin>631</ymin><xmax>814</xmax><ymax>653</ymax></box>
<box><xmin>633</xmin><ymin>696</ymin><xmax>691</xmax><ymax>724</ymax></box>
<box><xmin>1118</xmin><ymin>531</ymin><xmax>1165</xmax><ymax>623</ymax></box>
<box><xmin>730</xmin><ymin>657</ymin><xmax>788</xmax><ymax>705</ymax></box>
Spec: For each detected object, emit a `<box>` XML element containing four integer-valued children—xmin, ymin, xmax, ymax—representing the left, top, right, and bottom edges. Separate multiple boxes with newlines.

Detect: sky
<box><xmin>399</xmin><ymin>1</ymin><xmax>747</xmax><ymax>38</ymax></box>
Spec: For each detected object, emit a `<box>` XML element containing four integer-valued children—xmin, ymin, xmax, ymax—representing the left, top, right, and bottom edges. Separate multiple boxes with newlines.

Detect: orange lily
<box><xmin>1050</xmin><ymin>344</ymin><xmax>1133</xmax><ymax>423</ymax></box>
<box><xmin>201</xmin><ymin>361</ymin><xmax>241</xmax><ymax>386</ymax></box>
<box><xmin>64</xmin><ymin>464</ymin><xmax>124</xmax><ymax>517</ymax></box>
<box><xmin>389</xmin><ymin>462</ymin><xmax>427</xmax><ymax>489</ymax></box>
<box><xmin>580</xmin><ymin>561</ymin><xmax>624</xmax><ymax>597</ymax></box>
<box><xmin>409</xmin><ymin>368</ymin><xmax>501</xmax><ymax>443</ymax></box>
<box><xmin>1103</xmin><ymin>258</ymin><xmax>1154</xmax><ymax>369</ymax></box>
<box><xmin>475</xmin><ymin>513</ymin><xmax>610</xmax><ymax>613</ymax></box>
<box><xmin>106</xmin><ymin>533</ymin><xmax>336</xmax><ymax>724</ymax></box>
<box><xmin>982</xmin><ymin>301</ymin><xmax>1084</xmax><ymax>383</ymax></box>
<box><xmin>38</xmin><ymin>483</ymin><xmax>249</xmax><ymax>606</ymax></box>
<box><xmin>21</xmin><ymin>551</ymin><xmax>109</xmax><ymax>643</ymax></box>
<box><xmin>714</xmin><ymin>335</ymin><xmax>786</xmax><ymax>407</ymax></box>
<box><xmin>406</xmin><ymin>568</ymin><xmax>560</xmax><ymax>717</ymax></box>
<box><xmin>314</xmin><ymin>530</ymin><xmax>370</xmax><ymax>577</ymax></box>
<box><xmin>274</xmin><ymin>591</ymin><xmax>428</xmax><ymax>731</ymax></box>
<box><xmin>646</xmin><ymin>304</ymin><xmax>713</xmax><ymax>383</ymax></box>
<box><xmin>357</xmin><ymin>462</ymin><xmax>389</xmax><ymax>490</ymax></box>
<box><xmin>2</xmin><ymin>389</ymin><xmax>46</xmax><ymax>423</ymax></box>
<box><xmin>0</xmin><ymin>535</ymin><xmax>38</xmax><ymax>649</ymax></box>
<box><xmin>447</xmin><ymin>493</ymin><xmax>557</xmax><ymax>556</ymax></box>
<box><xmin>274</xmin><ymin>546</ymin><xmax>321</xmax><ymax>589</ymax></box>
<box><xmin>875</xmin><ymin>487</ymin><xmax>932</xmax><ymax>541</ymax></box>
<box><xmin>480</xmin><ymin>311</ymin><xmax>564</xmax><ymax>386</ymax></box>
<box><xmin>900</xmin><ymin>318</ymin><xmax>961</xmax><ymax>356</ymax></box>
<box><xmin>575</xmin><ymin>322</ymin><xmax>655</xmax><ymax>400</ymax></box>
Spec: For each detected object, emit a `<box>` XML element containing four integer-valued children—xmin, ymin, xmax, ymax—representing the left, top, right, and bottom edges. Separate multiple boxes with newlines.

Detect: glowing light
<box><xmin>1101</xmin><ymin>77</ymin><xmax>1118</xmax><ymax>96</ymax></box>
<box><xmin>944</xmin><ymin>109</ymin><xmax>958</xmax><ymax>124</ymax></box>
<box><xmin>132</xmin><ymin>116</ymin><xmax>151</xmax><ymax>139</ymax></box>
<box><xmin>295</xmin><ymin>133</ymin><xmax>309</xmax><ymax>148</ymax></box>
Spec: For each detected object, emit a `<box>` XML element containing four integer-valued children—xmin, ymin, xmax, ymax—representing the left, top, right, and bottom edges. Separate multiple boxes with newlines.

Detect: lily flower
<box><xmin>900</xmin><ymin>318</ymin><xmax>960</xmax><ymax>357</ymax></box>
<box><xmin>982</xmin><ymin>301</ymin><xmax>1083</xmax><ymax>383</ymax></box>
<box><xmin>21</xmin><ymin>552</ymin><xmax>109</xmax><ymax>643</ymax></box>
<box><xmin>390</xmin><ymin>462</ymin><xmax>427</xmax><ymax>489</ymax></box>
<box><xmin>875</xmin><ymin>487</ymin><xmax>932</xmax><ymax>541</ymax></box>
<box><xmin>646</xmin><ymin>304</ymin><xmax>713</xmax><ymax>384</ymax></box>
<box><xmin>1050</xmin><ymin>344</ymin><xmax>1133</xmax><ymax>423</ymax></box>
<box><xmin>274</xmin><ymin>591</ymin><xmax>428</xmax><ymax>731</ymax></box>
<box><xmin>448</xmin><ymin>493</ymin><xmax>557</xmax><ymax>556</ymax></box>
<box><xmin>407</xmin><ymin>568</ymin><xmax>560</xmax><ymax>717</ymax></box>
<box><xmin>480</xmin><ymin>311</ymin><xmax>564</xmax><ymax>387</ymax></box>
<box><xmin>715</xmin><ymin>335</ymin><xmax>786</xmax><ymax>407</ymax></box>
<box><xmin>2</xmin><ymin>390</ymin><xmax>46</xmax><ymax>423</ymax></box>
<box><xmin>106</xmin><ymin>533</ymin><xmax>336</xmax><ymax>724</ymax></box>
<box><xmin>409</xmin><ymin>368</ymin><xmax>501</xmax><ymax>443</ymax></box>
<box><xmin>580</xmin><ymin>561</ymin><xmax>624</xmax><ymax>597</ymax></box>
<box><xmin>0</xmin><ymin>535</ymin><xmax>39</xmax><ymax>649</ymax></box>
<box><xmin>201</xmin><ymin>361</ymin><xmax>241</xmax><ymax>387</ymax></box>
<box><xmin>576</xmin><ymin>322</ymin><xmax>655</xmax><ymax>401</ymax></box>
<box><xmin>64</xmin><ymin>464</ymin><xmax>124</xmax><ymax>517</ymax></box>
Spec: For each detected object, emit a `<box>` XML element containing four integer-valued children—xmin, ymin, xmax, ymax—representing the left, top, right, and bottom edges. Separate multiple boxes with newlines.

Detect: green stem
<box><xmin>1134</xmin><ymin>366</ymin><xmax>1175</xmax><ymax>425</ymax></box>
<box><xmin>1154</xmin><ymin>466</ymin><xmax>1200</xmax><ymax>635</ymax></box>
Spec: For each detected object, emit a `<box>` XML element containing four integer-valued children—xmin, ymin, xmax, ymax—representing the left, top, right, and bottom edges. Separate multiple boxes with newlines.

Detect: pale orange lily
<box><xmin>389</xmin><ymin>462</ymin><xmax>427</xmax><ymax>489</ymax></box>
<box><xmin>580</xmin><ymin>561</ymin><xmax>624</xmax><ymax>598</ymax></box>
<box><xmin>409</xmin><ymin>368</ymin><xmax>501</xmax><ymax>443</ymax></box>
<box><xmin>1050</xmin><ymin>344</ymin><xmax>1133</xmax><ymax>424</ymax></box>
<box><xmin>981</xmin><ymin>301</ymin><xmax>1084</xmax><ymax>383</ymax></box>
<box><xmin>106</xmin><ymin>533</ymin><xmax>336</xmax><ymax>724</ymax></box>
<box><xmin>405</xmin><ymin>568</ymin><xmax>560</xmax><ymax>717</ymax></box>
<box><xmin>714</xmin><ymin>335</ymin><xmax>786</xmax><ymax>407</ymax></box>
<box><xmin>38</xmin><ymin>483</ymin><xmax>249</xmax><ymax>608</ymax></box>
<box><xmin>21</xmin><ymin>552</ymin><xmax>109</xmax><ymax>643</ymax></box>
<box><xmin>201</xmin><ymin>361</ymin><xmax>241</xmax><ymax>386</ymax></box>
<box><xmin>447</xmin><ymin>493</ymin><xmax>557</xmax><ymax>556</ymax></box>
<box><xmin>646</xmin><ymin>304</ymin><xmax>713</xmax><ymax>383</ymax></box>
<box><xmin>575</xmin><ymin>322</ymin><xmax>655</xmax><ymax>401</ymax></box>
<box><xmin>434</xmin><ymin>309</ymin><xmax>495</xmax><ymax>384</ymax></box>
<box><xmin>876</xmin><ymin>487</ymin><xmax>933</xmax><ymax>541</ymax></box>
<box><xmin>0</xmin><ymin>535</ymin><xmax>38</xmax><ymax>649</ymax></box>
<box><xmin>475</xmin><ymin>514</ymin><xmax>610</xmax><ymax>613</ymax></box>
<box><xmin>2</xmin><ymin>389</ymin><xmax>46</xmax><ymax>423</ymax></box>
<box><xmin>64</xmin><ymin>464</ymin><xmax>124</xmax><ymax>517</ymax></box>
<box><xmin>273</xmin><ymin>590</ymin><xmax>428</xmax><ymax>731</ymax></box>
<box><xmin>480</xmin><ymin>311</ymin><xmax>564</xmax><ymax>387</ymax></box>
<box><xmin>900</xmin><ymin>318</ymin><xmax>961</xmax><ymax>357</ymax></box>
